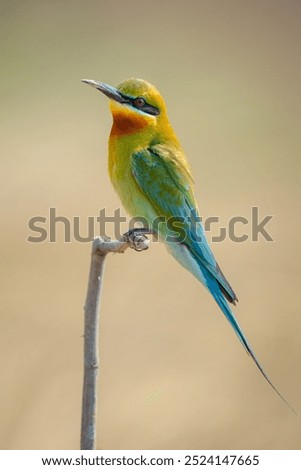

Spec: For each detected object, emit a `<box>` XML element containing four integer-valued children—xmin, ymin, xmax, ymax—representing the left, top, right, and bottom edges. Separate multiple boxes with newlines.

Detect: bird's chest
<box><xmin>108</xmin><ymin>141</ymin><xmax>156</xmax><ymax>220</ymax></box>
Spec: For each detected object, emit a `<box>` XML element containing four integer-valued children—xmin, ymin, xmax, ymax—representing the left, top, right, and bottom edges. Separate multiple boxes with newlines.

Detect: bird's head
<box><xmin>82</xmin><ymin>78</ymin><xmax>169</xmax><ymax>137</ymax></box>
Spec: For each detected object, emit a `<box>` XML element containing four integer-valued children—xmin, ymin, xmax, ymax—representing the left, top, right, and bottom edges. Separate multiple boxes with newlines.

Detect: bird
<box><xmin>82</xmin><ymin>77</ymin><xmax>294</xmax><ymax>413</ymax></box>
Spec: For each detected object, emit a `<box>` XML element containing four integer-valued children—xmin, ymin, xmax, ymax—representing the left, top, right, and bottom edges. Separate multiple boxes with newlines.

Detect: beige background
<box><xmin>1</xmin><ymin>0</ymin><xmax>301</xmax><ymax>449</ymax></box>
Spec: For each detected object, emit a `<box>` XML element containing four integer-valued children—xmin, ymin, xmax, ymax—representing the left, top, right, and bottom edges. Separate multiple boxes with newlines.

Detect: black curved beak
<box><xmin>81</xmin><ymin>79</ymin><xmax>127</xmax><ymax>104</ymax></box>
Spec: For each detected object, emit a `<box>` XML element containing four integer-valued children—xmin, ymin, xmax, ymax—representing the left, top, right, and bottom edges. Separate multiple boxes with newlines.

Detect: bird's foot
<box><xmin>122</xmin><ymin>228</ymin><xmax>156</xmax><ymax>252</ymax></box>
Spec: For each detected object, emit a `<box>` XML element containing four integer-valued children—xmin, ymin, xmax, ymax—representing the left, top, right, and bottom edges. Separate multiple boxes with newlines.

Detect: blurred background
<box><xmin>1</xmin><ymin>0</ymin><xmax>301</xmax><ymax>450</ymax></box>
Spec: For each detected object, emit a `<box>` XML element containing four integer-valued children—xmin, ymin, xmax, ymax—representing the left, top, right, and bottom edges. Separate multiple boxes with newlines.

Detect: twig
<box><xmin>80</xmin><ymin>231</ymin><xmax>150</xmax><ymax>450</ymax></box>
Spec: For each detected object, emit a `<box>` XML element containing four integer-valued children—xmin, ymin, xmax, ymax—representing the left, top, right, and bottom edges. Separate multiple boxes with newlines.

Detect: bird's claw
<box><xmin>123</xmin><ymin>229</ymin><xmax>151</xmax><ymax>252</ymax></box>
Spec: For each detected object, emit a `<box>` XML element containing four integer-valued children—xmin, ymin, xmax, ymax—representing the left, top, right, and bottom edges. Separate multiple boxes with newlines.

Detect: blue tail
<box><xmin>167</xmin><ymin>240</ymin><xmax>295</xmax><ymax>413</ymax></box>
<box><xmin>209</xmin><ymin>281</ymin><xmax>296</xmax><ymax>414</ymax></box>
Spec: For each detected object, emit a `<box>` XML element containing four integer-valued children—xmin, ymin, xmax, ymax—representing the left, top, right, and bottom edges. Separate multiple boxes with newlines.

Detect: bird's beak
<box><xmin>81</xmin><ymin>79</ymin><xmax>127</xmax><ymax>104</ymax></box>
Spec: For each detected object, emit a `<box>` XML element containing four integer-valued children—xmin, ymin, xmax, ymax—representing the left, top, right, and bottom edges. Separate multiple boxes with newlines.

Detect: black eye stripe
<box><xmin>119</xmin><ymin>92</ymin><xmax>160</xmax><ymax>116</ymax></box>
<box><xmin>139</xmin><ymin>103</ymin><xmax>160</xmax><ymax>116</ymax></box>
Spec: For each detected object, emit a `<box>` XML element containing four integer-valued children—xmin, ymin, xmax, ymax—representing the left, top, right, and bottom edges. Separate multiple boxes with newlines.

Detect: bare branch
<box><xmin>80</xmin><ymin>232</ymin><xmax>150</xmax><ymax>450</ymax></box>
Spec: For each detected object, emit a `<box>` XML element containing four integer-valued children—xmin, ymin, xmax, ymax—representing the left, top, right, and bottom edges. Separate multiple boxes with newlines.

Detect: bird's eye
<box><xmin>133</xmin><ymin>97</ymin><xmax>146</xmax><ymax>108</ymax></box>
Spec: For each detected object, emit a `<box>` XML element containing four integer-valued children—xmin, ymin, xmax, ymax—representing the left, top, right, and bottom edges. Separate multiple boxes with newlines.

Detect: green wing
<box><xmin>131</xmin><ymin>144</ymin><xmax>238</xmax><ymax>304</ymax></box>
<box><xmin>132</xmin><ymin>144</ymin><xmax>195</xmax><ymax>215</ymax></box>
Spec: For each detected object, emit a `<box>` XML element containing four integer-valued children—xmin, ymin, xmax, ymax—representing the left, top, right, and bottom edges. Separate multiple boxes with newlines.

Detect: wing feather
<box><xmin>131</xmin><ymin>145</ymin><xmax>238</xmax><ymax>304</ymax></box>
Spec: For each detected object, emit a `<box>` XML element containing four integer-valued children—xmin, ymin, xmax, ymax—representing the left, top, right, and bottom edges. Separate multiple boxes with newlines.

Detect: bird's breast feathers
<box><xmin>108</xmin><ymin>143</ymin><xmax>158</xmax><ymax>220</ymax></box>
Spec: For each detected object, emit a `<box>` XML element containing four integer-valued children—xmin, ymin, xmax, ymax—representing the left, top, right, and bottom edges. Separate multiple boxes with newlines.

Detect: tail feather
<box><xmin>167</xmin><ymin>241</ymin><xmax>295</xmax><ymax>413</ymax></box>
<box><xmin>210</xmin><ymin>285</ymin><xmax>296</xmax><ymax>414</ymax></box>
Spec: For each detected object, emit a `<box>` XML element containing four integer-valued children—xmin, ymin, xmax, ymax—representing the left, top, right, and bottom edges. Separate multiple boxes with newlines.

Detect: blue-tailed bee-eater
<box><xmin>82</xmin><ymin>77</ymin><xmax>294</xmax><ymax>412</ymax></box>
